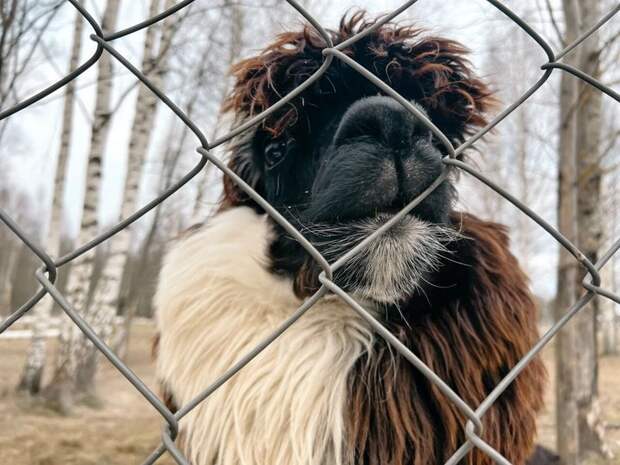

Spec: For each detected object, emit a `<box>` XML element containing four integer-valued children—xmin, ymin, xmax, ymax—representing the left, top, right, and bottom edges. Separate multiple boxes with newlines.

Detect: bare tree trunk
<box><xmin>0</xmin><ymin>1</ymin><xmax>62</xmax><ymax>109</ymax></box>
<box><xmin>116</xmin><ymin>121</ymin><xmax>186</xmax><ymax>356</ymax></box>
<box><xmin>0</xmin><ymin>1</ymin><xmax>62</xmax><ymax>307</ymax></box>
<box><xmin>572</xmin><ymin>0</ymin><xmax>611</xmax><ymax>458</ymax></box>
<box><xmin>515</xmin><ymin>101</ymin><xmax>532</xmax><ymax>264</ymax></box>
<box><xmin>17</xmin><ymin>2</ymin><xmax>84</xmax><ymax>396</ymax></box>
<box><xmin>0</xmin><ymin>238</ymin><xmax>19</xmax><ymax>314</ymax></box>
<box><xmin>0</xmin><ymin>180</ymin><xmax>14</xmax><ymax>316</ymax></box>
<box><xmin>119</xmin><ymin>5</ymin><xmax>232</xmax><ymax>329</ymax></box>
<box><xmin>600</xmin><ymin>261</ymin><xmax>618</xmax><ymax>355</ymax></box>
<box><xmin>88</xmin><ymin>0</ymin><xmax>182</xmax><ymax>365</ymax></box>
<box><xmin>42</xmin><ymin>0</ymin><xmax>122</xmax><ymax>414</ymax></box>
<box><xmin>191</xmin><ymin>108</ymin><xmax>221</xmax><ymax>221</ymax></box>
<box><xmin>554</xmin><ymin>1</ymin><xmax>581</xmax><ymax>464</ymax></box>
<box><xmin>192</xmin><ymin>3</ymin><xmax>244</xmax><ymax>219</ymax></box>
<box><xmin>601</xmin><ymin>177</ymin><xmax>617</xmax><ymax>355</ymax></box>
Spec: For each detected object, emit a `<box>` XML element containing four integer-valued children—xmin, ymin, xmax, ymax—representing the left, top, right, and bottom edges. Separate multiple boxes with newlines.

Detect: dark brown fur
<box><xmin>345</xmin><ymin>213</ymin><xmax>546</xmax><ymax>465</ymax></box>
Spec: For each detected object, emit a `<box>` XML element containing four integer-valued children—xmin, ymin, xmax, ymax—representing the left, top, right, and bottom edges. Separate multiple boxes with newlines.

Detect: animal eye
<box><xmin>264</xmin><ymin>140</ymin><xmax>288</xmax><ymax>169</ymax></box>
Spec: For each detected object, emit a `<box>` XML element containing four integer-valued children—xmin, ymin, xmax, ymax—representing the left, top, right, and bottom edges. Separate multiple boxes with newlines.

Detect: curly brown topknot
<box><xmin>223</xmin><ymin>11</ymin><xmax>495</xmax><ymax>143</ymax></box>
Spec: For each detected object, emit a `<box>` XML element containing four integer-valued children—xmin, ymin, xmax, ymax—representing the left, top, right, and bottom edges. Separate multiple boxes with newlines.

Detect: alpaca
<box><xmin>154</xmin><ymin>12</ymin><xmax>549</xmax><ymax>465</ymax></box>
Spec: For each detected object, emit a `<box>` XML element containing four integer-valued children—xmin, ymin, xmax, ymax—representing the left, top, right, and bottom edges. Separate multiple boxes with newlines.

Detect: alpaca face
<box><xmin>237</xmin><ymin>94</ymin><xmax>457</xmax><ymax>303</ymax></box>
<box><xmin>257</xmin><ymin>96</ymin><xmax>452</xmax><ymax>224</ymax></box>
<box><xmin>221</xmin><ymin>15</ymin><xmax>495</xmax><ymax>303</ymax></box>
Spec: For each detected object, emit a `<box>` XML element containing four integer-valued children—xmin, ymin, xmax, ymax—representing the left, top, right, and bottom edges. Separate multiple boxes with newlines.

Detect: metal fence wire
<box><xmin>1</xmin><ymin>0</ymin><xmax>620</xmax><ymax>464</ymax></box>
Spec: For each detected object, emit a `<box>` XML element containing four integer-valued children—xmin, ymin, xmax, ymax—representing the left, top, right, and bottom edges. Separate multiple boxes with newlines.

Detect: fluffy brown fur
<box><xmin>346</xmin><ymin>213</ymin><xmax>546</xmax><ymax>465</ymax></box>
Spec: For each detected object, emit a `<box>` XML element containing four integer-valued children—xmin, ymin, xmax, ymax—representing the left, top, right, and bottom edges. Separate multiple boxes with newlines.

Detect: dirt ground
<box><xmin>0</xmin><ymin>322</ymin><xmax>619</xmax><ymax>465</ymax></box>
<box><xmin>0</xmin><ymin>323</ymin><xmax>175</xmax><ymax>465</ymax></box>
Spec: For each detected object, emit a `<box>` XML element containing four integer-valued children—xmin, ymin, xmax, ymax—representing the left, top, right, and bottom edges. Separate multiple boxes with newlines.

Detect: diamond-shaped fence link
<box><xmin>1</xmin><ymin>0</ymin><xmax>619</xmax><ymax>464</ymax></box>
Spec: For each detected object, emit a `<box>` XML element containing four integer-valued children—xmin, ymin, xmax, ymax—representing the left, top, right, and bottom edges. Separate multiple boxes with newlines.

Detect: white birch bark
<box><xmin>87</xmin><ymin>0</ymin><xmax>178</xmax><ymax>364</ymax></box>
<box><xmin>42</xmin><ymin>0</ymin><xmax>122</xmax><ymax>413</ymax></box>
<box><xmin>115</xmin><ymin>4</ymin><xmax>224</xmax><ymax>350</ymax></box>
<box><xmin>17</xmin><ymin>3</ymin><xmax>84</xmax><ymax>396</ymax></box>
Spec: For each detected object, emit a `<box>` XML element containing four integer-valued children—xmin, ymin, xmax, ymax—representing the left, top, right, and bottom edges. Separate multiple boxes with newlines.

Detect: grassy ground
<box><xmin>0</xmin><ymin>322</ymin><xmax>619</xmax><ymax>465</ymax></box>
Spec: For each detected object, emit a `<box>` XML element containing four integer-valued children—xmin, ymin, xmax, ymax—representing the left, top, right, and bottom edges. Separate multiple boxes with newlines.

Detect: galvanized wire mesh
<box><xmin>1</xmin><ymin>1</ymin><xmax>619</xmax><ymax>464</ymax></box>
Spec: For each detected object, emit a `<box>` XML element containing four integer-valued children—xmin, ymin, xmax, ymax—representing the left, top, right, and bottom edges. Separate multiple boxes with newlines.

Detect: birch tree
<box><xmin>118</xmin><ymin>3</ymin><xmax>246</xmax><ymax>337</ymax></box>
<box><xmin>600</xmin><ymin>170</ymin><xmax>618</xmax><ymax>355</ymax></box>
<box><xmin>42</xmin><ymin>0</ymin><xmax>122</xmax><ymax>413</ymax></box>
<box><xmin>571</xmin><ymin>0</ymin><xmax>612</xmax><ymax>458</ymax></box>
<box><xmin>555</xmin><ymin>0</ymin><xmax>615</xmax><ymax>461</ymax></box>
<box><xmin>87</xmin><ymin>0</ymin><xmax>185</xmax><ymax>366</ymax></box>
<box><xmin>0</xmin><ymin>172</ymin><xmax>20</xmax><ymax>314</ymax></box>
<box><xmin>0</xmin><ymin>1</ymin><xmax>62</xmax><ymax>306</ymax></box>
<box><xmin>17</xmin><ymin>2</ymin><xmax>85</xmax><ymax>396</ymax></box>
<box><xmin>192</xmin><ymin>2</ymin><xmax>244</xmax><ymax>219</ymax></box>
<box><xmin>115</xmin><ymin>19</ymin><xmax>225</xmax><ymax>343</ymax></box>
<box><xmin>554</xmin><ymin>1</ymin><xmax>581</xmax><ymax>463</ymax></box>
<box><xmin>113</xmin><ymin>123</ymin><xmax>184</xmax><ymax>355</ymax></box>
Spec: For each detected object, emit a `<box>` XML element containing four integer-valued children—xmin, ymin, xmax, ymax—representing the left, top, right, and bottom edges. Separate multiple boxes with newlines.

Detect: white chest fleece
<box><xmin>155</xmin><ymin>206</ymin><xmax>374</xmax><ymax>465</ymax></box>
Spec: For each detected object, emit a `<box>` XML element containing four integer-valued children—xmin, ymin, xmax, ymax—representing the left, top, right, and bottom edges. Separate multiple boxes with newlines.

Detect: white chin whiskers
<box><xmin>311</xmin><ymin>214</ymin><xmax>461</xmax><ymax>304</ymax></box>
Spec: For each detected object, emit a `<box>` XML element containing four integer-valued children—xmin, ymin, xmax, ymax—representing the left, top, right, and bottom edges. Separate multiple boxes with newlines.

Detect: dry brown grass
<box><xmin>0</xmin><ymin>322</ymin><xmax>618</xmax><ymax>465</ymax></box>
<box><xmin>0</xmin><ymin>323</ymin><xmax>175</xmax><ymax>465</ymax></box>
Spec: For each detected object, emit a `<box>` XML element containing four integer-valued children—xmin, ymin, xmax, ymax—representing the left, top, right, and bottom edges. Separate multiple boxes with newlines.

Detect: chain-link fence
<box><xmin>1</xmin><ymin>1</ymin><xmax>619</xmax><ymax>464</ymax></box>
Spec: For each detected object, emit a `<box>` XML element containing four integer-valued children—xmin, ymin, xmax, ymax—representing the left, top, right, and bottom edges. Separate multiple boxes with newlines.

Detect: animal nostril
<box><xmin>309</xmin><ymin>95</ymin><xmax>444</xmax><ymax>224</ymax></box>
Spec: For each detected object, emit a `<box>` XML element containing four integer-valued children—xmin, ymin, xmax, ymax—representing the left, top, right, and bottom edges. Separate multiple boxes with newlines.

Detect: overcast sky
<box><xmin>4</xmin><ymin>0</ymin><xmax>611</xmax><ymax>299</ymax></box>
